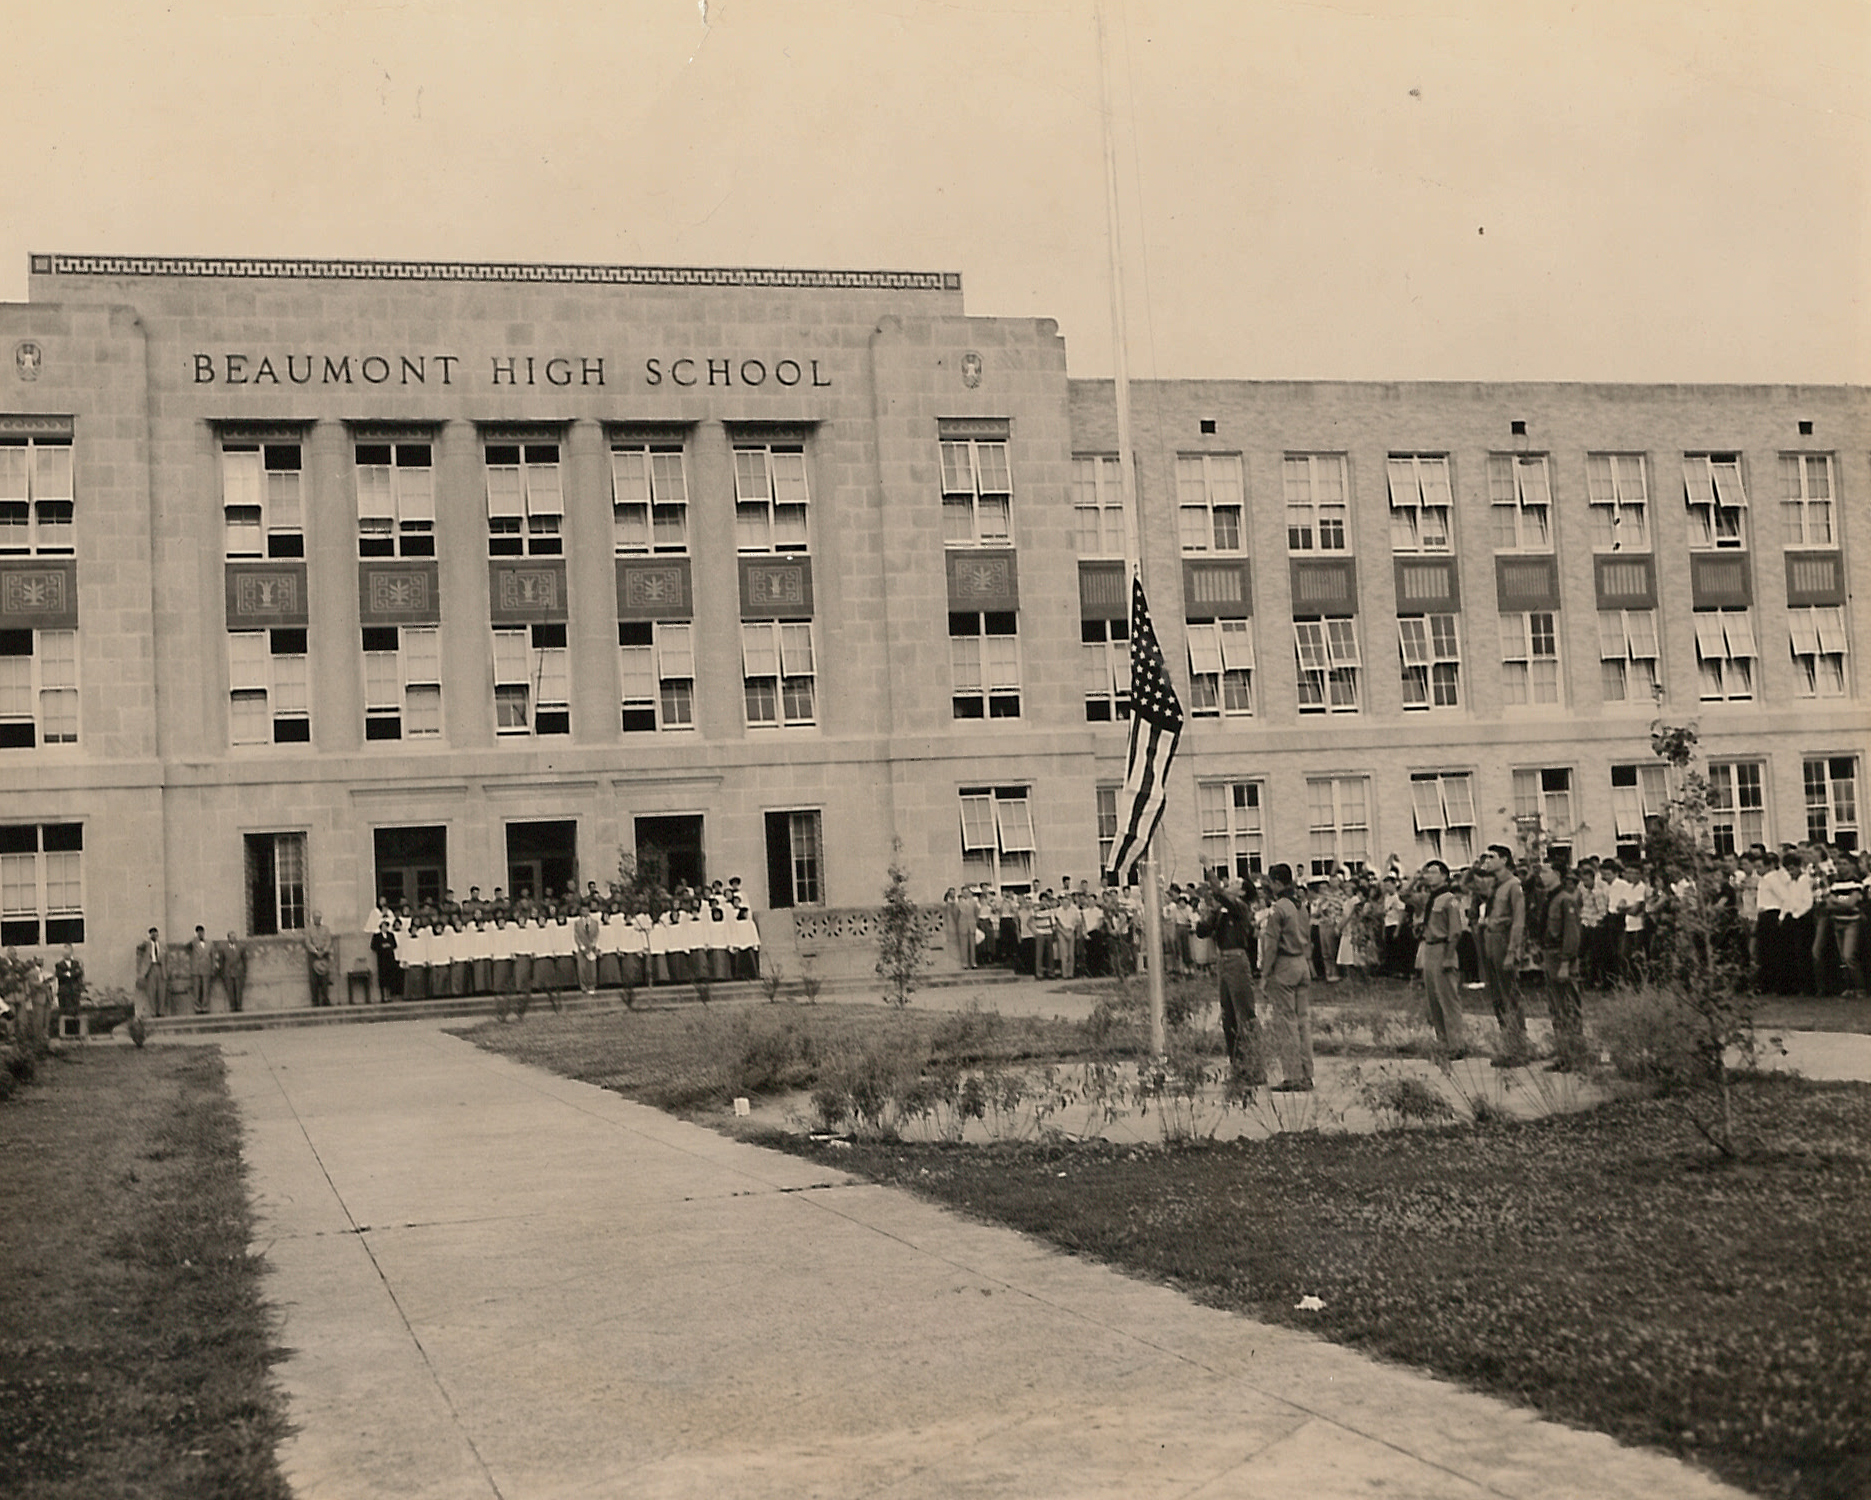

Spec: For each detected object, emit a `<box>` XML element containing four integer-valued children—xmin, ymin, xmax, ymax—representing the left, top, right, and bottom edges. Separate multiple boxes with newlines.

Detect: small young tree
<box><xmin>1635</xmin><ymin>717</ymin><xmax>1760</xmax><ymax>1156</ymax></box>
<box><xmin>876</xmin><ymin>843</ymin><xmax>931</xmax><ymax>1009</ymax></box>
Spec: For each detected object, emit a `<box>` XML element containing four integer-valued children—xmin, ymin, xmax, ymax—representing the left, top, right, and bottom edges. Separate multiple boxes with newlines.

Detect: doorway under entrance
<box><xmin>507</xmin><ymin>820</ymin><xmax>578</xmax><ymax>904</ymax></box>
<box><xmin>374</xmin><ymin>825</ymin><xmax>447</xmax><ymax>911</ymax></box>
<box><xmin>634</xmin><ymin>814</ymin><xmax>704</xmax><ymax>894</ymax></box>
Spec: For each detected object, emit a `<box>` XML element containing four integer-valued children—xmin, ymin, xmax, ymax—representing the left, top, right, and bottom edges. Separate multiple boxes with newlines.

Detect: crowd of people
<box><xmin>362</xmin><ymin>881</ymin><xmax>763</xmax><ymax>1004</ymax></box>
<box><xmin>942</xmin><ymin>834</ymin><xmax>1866</xmax><ymax>1082</ymax></box>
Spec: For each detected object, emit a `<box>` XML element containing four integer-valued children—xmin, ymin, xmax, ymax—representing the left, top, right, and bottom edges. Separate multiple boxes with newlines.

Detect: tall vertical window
<box><xmin>1082</xmin><ymin>617</ymin><xmax>1130</xmax><ymax>721</ymax></box>
<box><xmin>0</xmin><ymin>629</ymin><xmax>77</xmax><ymax>747</ymax></box>
<box><xmin>959</xmin><ymin>786</ymin><xmax>1035</xmax><ymax>892</ymax></box>
<box><xmin>1706</xmin><ymin>762</ymin><xmax>1766</xmax><ymax>855</ymax></box>
<box><xmin>1488</xmin><ymin>454</ymin><xmax>1552</xmax><ymax>550</ymax></box>
<box><xmin>742</xmin><ymin>621</ymin><xmax>816</xmax><ymax>727</ymax></box>
<box><xmin>1176</xmin><ymin>454</ymin><xmax>1244</xmax><ymax>554</ymax></box>
<box><xmin>0</xmin><ymin>437</ymin><xmax>73</xmax><ymax>554</ymax></box>
<box><xmin>485</xmin><ymin>443</ymin><xmax>563</xmax><ymax>557</ymax></box>
<box><xmin>229</xmin><ymin>628</ymin><xmax>309</xmax><ymax>745</ymax></box>
<box><xmin>612</xmin><ymin>445</ymin><xmax>689</xmax><ymax>554</ymax></box>
<box><xmin>0</xmin><ymin>823</ymin><xmax>84</xmax><ymax>945</ymax></box>
<box><xmin>492</xmin><ymin>624</ymin><xmax>570</xmax><ymax>736</ymax></box>
<box><xmin>1294</xmin><ymin>618</ymin><xmax>1360</xmax><ymax>713</ymax></box>
<box><xmin>786</xmin><ymin>811</ymin><xmax>823</xmax><ymax>906</ymax></box>
<box><xmin>619</xmin><ymin>621</ymin><xmax>695</xmax><ymax>732</ymax></box>
<box><xmin>1779</xmin><ymin>455</ymin><xmax>1835</xmax><ymax>547</ymax></box>
<box><xmin>1410</xmin><ymin>772</ymin><xmax>1477</xmax><ymax>865</ymax></box>
<box><xmin>1186</xmin><ymin>620</ymin><xmax>1253</xmax><ymax>718</ymax></box>
<box><xmin>1072</xmin><ymin>455</ymin><xmax>1126</xmax><ymax>556</ymax></box>
<box><xmin>1693</xmin><ymin>609</ymin><xmax>1756</xmax><ymax>702</ymax></box>
<box><xmin>1096</xmin><ymin>785</ymin><xmax>1120</xmax><ymax>876</ymax></box>
<box><xmin>941</xmin><ymin>439</ymin><xmax>1012</xmax><ymax>546</ymax></box>
<box><xmin>1586</xmin><ymin>453</ymin><xmax>1649</xmax><ymax>551</ymax></box>
<box><xmin>1789</xmin><ymin>606</ymin><xmax>1848</xmax><ymax>698</ymax></box>
<box><xmin>356</xmin><ymin>443</ymin><xmax>435</xmax><ymax>557</ymax></box>
<box><xmin>1598</xmin><ymin>609</ymin><xmax>1660</xmax><ymax>704</ymax></box>
<box><xmin>1511</xmin><ymin>768</ymin><xmax>1575</xmax><ymax>859</ymax></box>
<box><xmin>734</xmin><ymin>445</ymin><xmax>810</xmax><ymax>552</ymax></box>
<box><xmin>1198</xmin><ymin>780</ymin><xmax>1264</xmax><ymax>879</ymax></box>
<box><xmin>1682</xmin><ymin>454</ymin><xmax>1748</xmax><ymax>550</ymax></box>
<box><xmin>1398</xmin><ymin>614</ymin><xmax>1461</xmax><ymax>710</ymax></box>
<box><xmin>245</xmin><ymin>831</ymin><xmax>306</xmax><ymax>935</ymax></box>
<box><xmin>1305</xmin><ymin>776</ymin><xmax>1369</xmax><ymax>875</ymax></box>
<box><xmin>362</xmin><ymin>626</ymin><xmax>441</xmax><ymax>740</ymax></box>
<box><xmin>950</xmin><ymin>612</ymin><xmax>1021</xmax><ymax>719</ymax></box>
<box><xmin>1610</xmin><ymin>763</ymin><xmax>1670</xmax><ymax>860</ymax></box>
<box><xmin>222</xmin><ymin>442</ymin><xmax>303</xmax><ymax>559</ymax></box>
<box><xmin>1284</xmin><ymin>454</ymin><xmax>1349</xmax><ymax>553</ymax></box>
<box><xmin>1804</xmin><ymin>756</ymin><xmax>1859</xmax><ymax>851</ymax></box>
<box><xmin>1500</xmin><ymin>612</ymin><xmax>1560</xmax><ymax>707</ymax></box>
<box><xmin>1386</xmin><ymin>455</ymin><xmax>1452</xmax><ymax>553</ymax></box>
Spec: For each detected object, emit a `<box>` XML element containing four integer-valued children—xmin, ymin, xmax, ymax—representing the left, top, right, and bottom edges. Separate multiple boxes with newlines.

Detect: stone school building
<box><xmin>1</xmin><ymin>253</ymin><xmax>1865</xmax><ymax>1006</ymax></box>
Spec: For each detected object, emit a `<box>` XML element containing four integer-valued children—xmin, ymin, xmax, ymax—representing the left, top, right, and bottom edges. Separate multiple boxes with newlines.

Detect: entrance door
<box><xmin>506</xmin><ymin>820</ymin><xmax>578</xmax><ymax>904</ymax></box>
<box><xmin>374</xmin><ymin>825</ymin><xmax>447</xmax><ymax>911</ymax></box>
<box><xmin>634</xmin><ymin>814</ymin><xmax>704</xmax><ymax>894</ymax></box>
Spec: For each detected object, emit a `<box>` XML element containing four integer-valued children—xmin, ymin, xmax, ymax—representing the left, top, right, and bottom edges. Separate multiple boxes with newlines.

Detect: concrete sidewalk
<box><xmin>223</xmin><ymin>1021</ymin><xmax>1746</xmax><ymax>1500</ymax></box>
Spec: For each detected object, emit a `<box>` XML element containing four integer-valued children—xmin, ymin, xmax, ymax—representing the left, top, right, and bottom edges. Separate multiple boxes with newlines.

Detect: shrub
<box><xmin>759</xmin><ymin>962</ymin><xmax>785</xmax><ymax>1003</ymax></box>
<box><xmin>875</xmin><ymin>845</ymin><xmax>931</xmax><ymax>1008</ymax></box>
<box><xmin>5</xmin><ymin>1044</ymin><xmax>38</xmax><ymax>1085</ymax></box>
<box><xmin>1593</xmin><ymin>984</ymin><xmax>1709</xmax><ymax>1090</ymax></box>
<box><xmin>1358</xmin><ymin>1071</ymin><xmax>1457</xmax><ymax>1129</ymax></box>
<box><xmin>930</xmin><ymin>1002</ymin><xmax>1003</xmax><ymax>1060</ymax></box>
<box><xmin>809</xmin><ymin>1032</ymin><xmax>928</xmax><ymax>1138</ymax></box>
<box><xmin>728</xmin><ymin>1015</ymin><xmax>818</xmax><ymax>1096</ymax></box>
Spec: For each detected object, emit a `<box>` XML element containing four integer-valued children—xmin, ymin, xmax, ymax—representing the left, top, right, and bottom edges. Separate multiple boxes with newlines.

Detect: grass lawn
<box><xmin>0</xmin><ymin>1045</ymin><xmax>291</xmax><ymax>1500</ymax></box>
<box><xmin>466</xmin><ymin>997</ymin><xmax>1870</xmax><ymax>1500</ymax></box>
<box><xmin>773</xmin><ymin>1077</ymin><xmax>1870</xmax><ymax>1500</ymax></box>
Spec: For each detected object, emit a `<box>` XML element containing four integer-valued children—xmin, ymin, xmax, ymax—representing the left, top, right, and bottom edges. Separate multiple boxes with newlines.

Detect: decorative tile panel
<box><xmin>487</xmin><ymin>559</ymin><xmax>568</xmax><ymax>624</ymax></box>
<box><xmin>0</xmin><ymin>559</ymin><xmax>77</xmax><ymax>629</ymax></box>
<box><xmin>1078</xmin><ymin>561</ymin><xmax>1127</xmax><ymax>621</ymax></box>
<box><xmin>1593</xmin><ymin>555</ymin><xmax>1656</xmax><ymax>610</ymax></box>
<box><xmin>224</xmin><ymin>562</ymin><xmax>308</xmax><ymax>627</ymax></box>
<box><xmin>1394</xmin><ymin>558</ymin><xmax>1460</xmax><ymax>612</ymax></box>
<box><xmin>358</xmin><ymin>562</ymin><xmax>441</xmax><ymax>625</ymax></box>
<box><xmin>1289</xmin><ymin>558</ymin><xmax>1358</xmax><ymax>616</ymax></box>
<box><xmin>1183</xmin><ymin>560</ymin><xmax>1252</xmax><ymax>620</ymax></box>
<box><xmin>738</xmin><ymin>556</ymin><xmax>815</xmax><ymax>619</ymax></box>
<box><xmin>1784</xmin><ymin>552</ymin><xmax>1844</xmax><ymax>608</ymax></box>
<box><xmin>793</xmin><ymin>906</ymin><xmax>946</xmax><ymax>950</ymax></box>
<box><xmin>945</xmin><ymin>550</ymin><xmax>1019</xmax><ymax>613</ymax></box>
<box><xmin>1690</xmin><ymin>552</ymin><xmax>1752</xmax><ymax>609</ymax></box>
<box><xmin>1495</xmin><ymin>555</ymin><xmax>1560</xmax><ymax>611</ymax></box>
<box><xmin>617</xmin><ymin>558</ymin><xmax>694</xmax><ymax>621</ymax></box>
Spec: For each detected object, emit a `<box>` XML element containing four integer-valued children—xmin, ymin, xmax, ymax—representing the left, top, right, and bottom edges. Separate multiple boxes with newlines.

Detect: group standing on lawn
<box><xmin>944</xmin><ymin>833</ymin><xmax>1865</xmax><ymax>1084</ymax></box>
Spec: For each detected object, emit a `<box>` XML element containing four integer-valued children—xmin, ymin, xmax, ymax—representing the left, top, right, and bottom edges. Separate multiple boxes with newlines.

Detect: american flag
<box><xmin>1105</xmin><ymin>574</ymin><xmax>1183</xmax><ymax>883</ymax></box>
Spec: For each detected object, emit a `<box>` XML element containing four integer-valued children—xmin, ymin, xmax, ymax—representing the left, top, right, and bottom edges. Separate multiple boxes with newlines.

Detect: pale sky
<box><xmin>5</xmin><ymin>0</ymin><xmax>1866</xmax><ymax>383</ymax></box>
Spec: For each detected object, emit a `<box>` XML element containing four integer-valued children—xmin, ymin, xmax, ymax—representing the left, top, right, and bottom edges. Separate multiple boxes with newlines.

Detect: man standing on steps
<box><xmin>304</xmin><ymin>911</ymin><xmax>335</xmax><ymax>1008</ymax></box>
<box><xmin>1196</xmin><ymin>869</ymin><xmax>1262</xmax><ymax>1082</ymax></box>
<box><xmin>215</xmin><ymin>932</ymin><xmax>247</xmax><ymax>1013</ymax></box>
<box><xmin>1257</xmin><ymin>864</ymin><xmax>1314</xmax><ymax>1091</ymax></box>
<box><xmin>188</xmin><ymin>925</ymin><xmax>214</xmax><ymax>1013</ymax></box>
<box><xmin>573</xmin><ymin>903</ymin><xmax>601</xmax><ymax>995</ymax></box>
<box><xmin>1479</xmin><ymin>845</ymin><xmax>1530</xmax><ymax>1065</ymax></box>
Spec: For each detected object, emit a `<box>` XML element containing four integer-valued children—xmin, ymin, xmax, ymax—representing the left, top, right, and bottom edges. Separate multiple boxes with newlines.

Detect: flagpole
<box><xmin>1096</xmin><ymin>0</ymin><xmax>1165</xmax><ymax>1059</ymax></box>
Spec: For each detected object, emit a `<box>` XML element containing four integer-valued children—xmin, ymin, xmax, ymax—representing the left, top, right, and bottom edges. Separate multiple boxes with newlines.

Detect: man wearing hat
<box><xmin>1257</xmin><ymin>865</ymin><xmax>1314</xmax><ymax>1090</ymax></box>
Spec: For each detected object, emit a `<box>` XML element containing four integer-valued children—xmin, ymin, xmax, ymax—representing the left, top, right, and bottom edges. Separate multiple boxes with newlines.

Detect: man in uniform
<box><xmin>1196</xmin><ymin>870</ymin><xmax>1263</xmax><ymax>1082</ymax></box>
<box><xmin>1418</xmin><ymin>860</ymin><xmax>1468</xmax><ymax>1056</ymax></box>
<box><xmin>1256</xmin><ymin>864</ymin><xmax>1314</xmax><ymax>1090</ymax></box>
<box><xmin>1478</xmin><ymin>845</ymin><xmax>1531</xmax><ymax>1065</ymax></box>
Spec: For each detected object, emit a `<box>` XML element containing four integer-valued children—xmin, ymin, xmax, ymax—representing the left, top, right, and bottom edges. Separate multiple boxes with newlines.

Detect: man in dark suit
<box><xmin>215</xmin><ymin>933</ymin><xmax>247</xmax><ymax>1013</ymax></box>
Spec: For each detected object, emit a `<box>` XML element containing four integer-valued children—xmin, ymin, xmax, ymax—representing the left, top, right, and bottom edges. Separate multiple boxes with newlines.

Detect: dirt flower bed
<box><xmin>771</xmin><ymin>1075</ymin><xmax>1871</xmax><ymax>1500</ymax></box>
<box><xmin>0</xmin><ymin>1046</ymin><xmax>291</xmax><ymax>1500</ymax></box>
